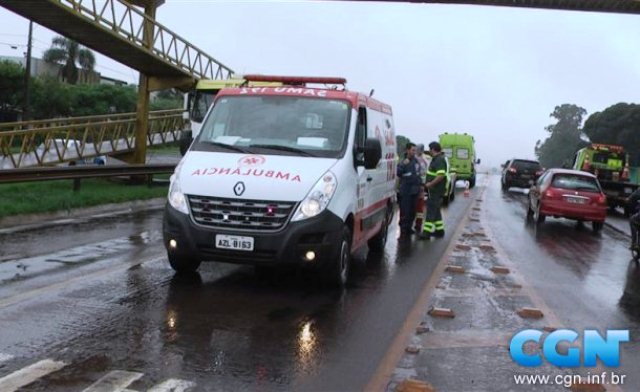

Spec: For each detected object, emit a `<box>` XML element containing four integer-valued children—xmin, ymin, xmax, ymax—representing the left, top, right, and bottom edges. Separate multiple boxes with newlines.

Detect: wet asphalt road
<box><xmin>488</xmin><ymin>177</ymin><xmax>640</xmax><ymax>390</ymax></box>
<box><xmin>0</xmin><ymin>186</ymin><xmax>475</xmax><ymax>391</ymax></box>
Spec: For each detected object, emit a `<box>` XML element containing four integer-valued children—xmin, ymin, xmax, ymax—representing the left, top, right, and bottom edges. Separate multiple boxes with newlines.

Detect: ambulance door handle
<box><xmin>366</xmin><ymin>176</ymin><xmax>373</xmax><ymax>182</ymax></box>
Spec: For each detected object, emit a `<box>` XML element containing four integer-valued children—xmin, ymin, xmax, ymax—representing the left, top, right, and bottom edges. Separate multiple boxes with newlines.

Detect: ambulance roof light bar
<box><xmin>243</xmin><ymin>74</ymin><xmax>347</xmax><ymax>86</ymax></box>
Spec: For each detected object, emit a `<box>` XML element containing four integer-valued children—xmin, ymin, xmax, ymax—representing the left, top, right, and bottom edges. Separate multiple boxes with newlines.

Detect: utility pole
<box><xmin>22</xmin><ymin>20</ymin><xmax>33</xmax><ymax>121</ymax></box>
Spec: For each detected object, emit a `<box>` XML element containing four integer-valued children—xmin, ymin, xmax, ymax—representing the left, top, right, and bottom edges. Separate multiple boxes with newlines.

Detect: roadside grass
<box><xmin>148</xmin><ymin>142</ymin><xmax>180</xmax><ymax>153</ymax></box>
<box><xmin>0</xmin><ymin>178</ymin><xmax>168</xmax><ymax>218</ymax></box>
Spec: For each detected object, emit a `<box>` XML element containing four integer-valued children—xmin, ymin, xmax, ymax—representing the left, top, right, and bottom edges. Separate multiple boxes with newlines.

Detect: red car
<box><xmin>527</xmin><ymin>169</ymin><xmax>607</xmax><ymax>232</ymax></box>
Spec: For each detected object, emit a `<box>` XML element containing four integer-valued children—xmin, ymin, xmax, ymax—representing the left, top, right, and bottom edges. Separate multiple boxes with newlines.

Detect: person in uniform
<box><xmin>414</xmin><ymin>144</ymin><xmax>429</xmax><ymax>233</ymax></box>
<box><xmin>421</xmin><ymin>141</ymin><xmax>447</xmax><ymax>239</ymax></box>
<box><xmin>396</xmin><ymin>142</ymin><xmax>421</xmax><ymax>238</ymax></box>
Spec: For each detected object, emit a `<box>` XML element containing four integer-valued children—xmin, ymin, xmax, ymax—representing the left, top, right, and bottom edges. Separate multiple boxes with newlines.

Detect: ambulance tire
<box><xmin>449</xmin><ymin>189</ymin><xmax>455</xmax><ymax>202</ymax></box>
<box><xmin>368</xmin><ymin>206</ymin><xmax>391</xmax><ymax>252</ymax></box>
<box><xmin>469</xmin><ymin>175</ymin><xmax>476</xmax><ymax>188</ymax></box>
<box><xmin>168</xmin><ymin>254</ymin><xmax>201</xmax><ymax>274</ymax></box>
<box><xmin>327</xmin><ymin>226</ymin><xmax>352</xmax><ymax>288</ymax></box>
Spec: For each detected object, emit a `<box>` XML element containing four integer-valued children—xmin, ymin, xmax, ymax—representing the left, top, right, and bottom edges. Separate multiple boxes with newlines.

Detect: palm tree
<box><xmin>43</xmin><ymin>36</ymin><xmax>96</xmax><ymax>84</ymax></box>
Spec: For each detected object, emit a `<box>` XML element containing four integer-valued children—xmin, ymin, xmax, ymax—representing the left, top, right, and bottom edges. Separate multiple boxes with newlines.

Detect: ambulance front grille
<box><xmin>187</xmin><ymin>195</ymin><xmax>296</xmax><ymax>231</ymax></box>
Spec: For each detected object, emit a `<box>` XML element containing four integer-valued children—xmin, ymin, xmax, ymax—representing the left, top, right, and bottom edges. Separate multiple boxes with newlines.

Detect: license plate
<box><xmin>215</xmin><ymin>234</ymin><xmax>254</xmax><ymax>251</ymax></box>
<box><xmin>566</xmin><ymin>197</ymin><xmax>586</xmax><ymax>204</ymax></box>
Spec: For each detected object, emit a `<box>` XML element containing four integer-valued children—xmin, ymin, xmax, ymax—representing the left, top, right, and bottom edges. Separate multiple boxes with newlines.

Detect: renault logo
<box><xmin>234</xmin><ymin>182</ymin><xmax>245</xmax><ymax>196</ymax></box>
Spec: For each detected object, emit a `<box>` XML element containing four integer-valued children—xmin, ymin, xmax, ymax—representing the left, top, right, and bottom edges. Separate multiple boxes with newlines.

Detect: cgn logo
<box><xmin>238</xmin><ymin>155</ymin><xmax>266</xmax><ymax>168</ymax></box>
<box><xmin>510</xmin><ymin>329</ymin><xmax>629</xmax><ymax>367</ymax></box>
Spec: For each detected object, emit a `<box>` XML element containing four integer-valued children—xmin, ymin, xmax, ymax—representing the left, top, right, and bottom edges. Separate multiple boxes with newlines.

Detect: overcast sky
<box><xmin>1</xmin><ymin>1</ymin><xmax>640</xmax><ymax>168</ymax></box>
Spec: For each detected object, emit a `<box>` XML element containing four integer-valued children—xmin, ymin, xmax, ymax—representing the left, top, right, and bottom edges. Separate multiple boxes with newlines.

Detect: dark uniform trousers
<box><xmin>423</xmin><ymin>155</ymin><xmax>447</xmax><ymax>235</ymax></box>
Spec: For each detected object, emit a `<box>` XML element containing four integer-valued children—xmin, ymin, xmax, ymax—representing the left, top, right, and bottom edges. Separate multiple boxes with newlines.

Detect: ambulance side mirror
<box><xmin>476</xmin><ymin>158</ymin><xmax>481</xmax><ymax>164</ymax></box>
<box><xmin>363</xmin><ymin>138</ymin><xmax>382</xmax><ymax>170</ymax></box>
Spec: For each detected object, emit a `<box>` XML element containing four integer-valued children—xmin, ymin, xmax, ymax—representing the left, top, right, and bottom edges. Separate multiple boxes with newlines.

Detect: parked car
<box><xmin>502</xmin><ymin>159</ymin><xmax>544</xmax><ymax>190</ymax></box>
<box><xmin>527</xmin><ymin>169</ymin><xmax>607</xmax><ymax>232</ymax></box>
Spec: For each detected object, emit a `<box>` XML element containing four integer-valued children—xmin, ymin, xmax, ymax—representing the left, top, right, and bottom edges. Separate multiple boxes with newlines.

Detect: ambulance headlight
<box><xmin>292</xmin><ymin>171</ymin><xmax>337</xmax><ymax>221</ymax></box>
<box><xmin>168</xmin><ymin>176</ymin><xmax>189</xmax><ymax>214</ymax></box>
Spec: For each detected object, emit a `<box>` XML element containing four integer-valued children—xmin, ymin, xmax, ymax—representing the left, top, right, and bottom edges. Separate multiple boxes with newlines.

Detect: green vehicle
<box><xmin>439</xmin><ymin>132</ymin><xmax>480</xmax><ymax>188</ymax></box>
<box><xmin>572</xmin><ymin>143</ymin><xmax>638</xmax><ymax>215</ymax></box>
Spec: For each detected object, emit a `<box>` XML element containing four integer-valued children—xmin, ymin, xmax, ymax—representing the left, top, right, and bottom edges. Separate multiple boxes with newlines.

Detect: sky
<box><xmin>1</xmin><ymin>0</ymin><xmax>640</xmax><ymax>168</ymax></box>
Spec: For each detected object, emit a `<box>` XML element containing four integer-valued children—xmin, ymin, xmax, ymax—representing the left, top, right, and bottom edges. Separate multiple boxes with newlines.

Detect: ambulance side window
<box><xmin>354</xmin><ymin>107</ymin><xmax>367</xmax><ymax>165</ymax></box>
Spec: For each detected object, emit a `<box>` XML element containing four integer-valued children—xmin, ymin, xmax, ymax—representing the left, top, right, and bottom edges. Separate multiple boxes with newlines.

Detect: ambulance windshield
<box><xmin>194</xmin><ymin>96</ymin><xmax>351</xmax><ymax>158</ymax></box>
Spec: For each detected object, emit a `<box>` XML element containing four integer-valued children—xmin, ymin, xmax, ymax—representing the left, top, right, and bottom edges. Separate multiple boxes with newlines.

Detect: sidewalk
<box><xmin>383</xmin><ymin>185</ymin><xmax>610</xmax><ymax>392</ymax></box>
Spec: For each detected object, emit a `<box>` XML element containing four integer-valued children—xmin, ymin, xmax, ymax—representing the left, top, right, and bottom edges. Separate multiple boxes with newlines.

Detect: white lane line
<box><xmin>0</xmin><ymin>359</ymin><xmax>66</xmax><ymax>392</ymax></box>
<box><xmin>147</xmin><ymin>378</ymin><xmax>196</xmax><ymax>392</ymax></box>
<box><xmin>82</xmin><ymin>370</ymin><xmax>143</xmax><ymax>392</ymax></box>
<box><xmin>0</xmin><ymin>353</ymin><xmax>14</xmax><ymax>364</ymax></box>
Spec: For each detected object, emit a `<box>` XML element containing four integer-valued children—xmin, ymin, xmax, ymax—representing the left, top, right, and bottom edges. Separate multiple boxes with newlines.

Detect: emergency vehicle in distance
<box><xmin>179</xmin><ymin>78</ymin><xmax>282</xmax><ymax>155</ymax></box>
<box><xmin>572</xmin><ymin>143</ymin><xmax>639</xmax><ymax>216</ymax></box>
<box><xmin>164</xmin><ymin>75</ymin><xmax>397</xmax><ymax>286</ymax></box>
<box><xmin>439</xmin><ymin>132</ymin><xmax>479</xmax><ymax>188</ymax></box>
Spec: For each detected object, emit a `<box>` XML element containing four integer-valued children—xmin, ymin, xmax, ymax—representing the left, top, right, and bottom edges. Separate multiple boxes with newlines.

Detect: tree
<box><xmin>151</xmin><ymin>89</ymin><xmax>183</xmax><ymax>111</ymax></box>
<box><xmin>583</xmin><ymin>103</ymin><xmax>640</xmax><ymax>165</ymax></box>
<box><xmin>0</xmin><ymin>60</ymin><xmax>24</xmax><ymax>110</ymax></box>
<box><xmin>396</xmin><ymin>135</ymin><xmax>411</xmax><ymax>157</ymax></box>
<box><xmin>29</xmin><ymin>78</ymin><xmax>137</xmax><ymax>119</ymax></box>
<box><xmin>43</xmin><ymin>36</ymin><xmax>96</xmax><ymax>85</ymax></box>
<box><xmin>535</xmin><ymin>104</ymin><xmax>588</xmax><ymax>168</ymax></box>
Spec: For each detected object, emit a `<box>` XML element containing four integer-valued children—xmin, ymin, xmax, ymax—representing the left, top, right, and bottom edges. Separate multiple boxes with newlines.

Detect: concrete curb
<box><xmin>0</xmin><ymin>197</ymin><xmax>166</xmax><ymax>234</ymax></box>
<box><xmin>604</xmin><ymin>220</ymin><xmax>630</xmax><ymax>237</ymax></box>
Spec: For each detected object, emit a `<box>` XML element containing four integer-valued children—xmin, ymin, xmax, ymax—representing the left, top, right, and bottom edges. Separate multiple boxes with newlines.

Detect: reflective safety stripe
<box><xmin>435</xmin><ymin>220</ymin><xmax>445</xmax><ymax>230</ymax></box>
<box><xmin>436</xmin><ymin>170</ymin><xmax>446</xmax><ymax>175</ymax></box>
<box><xmin>423</xmin><ymin>221</ymin><xmax>436</xmax><ymax>233</ymax></box>
<box><xmin>416</xmin><ymin>212</ymin><xmax>424</xmax><ymax>219</ymax></box>
<box><xmin>426</xmin><ymin>170</ymin><xmax>437</xmax><ymax>176</ymax></box>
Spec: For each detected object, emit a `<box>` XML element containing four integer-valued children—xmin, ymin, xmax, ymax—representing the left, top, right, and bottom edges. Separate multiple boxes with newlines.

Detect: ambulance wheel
<box><xmin>442</xmin><ymin>195</ymin><xmax>449</xmax><ymax>206</ymax></box>
<box><xmin>368</xmin><ymin>206</ymin><xmax>391</xmax><ymax>252</ymax></box>
<box><xmin>327</xmin><ymin>227</ymin><xmax>352</xmax><ymax>287</ymax></box>
<box><xmin>168</xmin><ymin>254</ymin><xmax>201</xmax><ymax>273</ymax></box>
<box><xmin>469</xmin><ymin>175</ymin><xmax>476</xmax><ymax>188</ymax></box>
<box><xmin>449</xmin><ymin>190</ymin><xmax>455</xmax><ymax>202</ymax></box>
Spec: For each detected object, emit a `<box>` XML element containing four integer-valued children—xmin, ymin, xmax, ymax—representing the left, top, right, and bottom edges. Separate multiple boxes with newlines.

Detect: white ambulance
<box><xmin>163</xmin><ymin>75</ymin><xmax>397</xmax><ymax>286</ymax></box>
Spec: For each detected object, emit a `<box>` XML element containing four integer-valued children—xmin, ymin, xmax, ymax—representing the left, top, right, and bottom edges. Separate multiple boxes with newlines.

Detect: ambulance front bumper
<box><xmin>163</xmin><ymin>203</ymin><xmax>344</xmax><ymax>266</ymax></box>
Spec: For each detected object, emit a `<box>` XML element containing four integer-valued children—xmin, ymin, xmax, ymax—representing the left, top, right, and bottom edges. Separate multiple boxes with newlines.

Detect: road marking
<box><xmin>148</xmin><ymin>378</ymin><xmax>196</xmax><ymax>392</ymax></box>
<box><xmin>0</xmin><ymin>255</ymin><xmax>165</xmax><ymax>310</ymax></box>
<box><xmin>0</xmin><ymin>359</ymin><xmax>66</xmax><ymax>392</ymax></box>
<box><xmin>82</xmin><ymin>370</ymin><xmax>143</xmax><ymax>392</ymax></box>
<box><xmin>0</xmin><ymin>353</ymin><xmax>14</xmax><ymax>364</ymax></box>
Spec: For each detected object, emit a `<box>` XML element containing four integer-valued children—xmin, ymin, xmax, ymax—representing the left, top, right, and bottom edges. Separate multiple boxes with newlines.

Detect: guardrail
<box><xmin>0</xmin><ymin>109</ymin><xmax>182</xmax><ymax>132</ymax></box>
<box><xmin>0</xmin><ymin>110</ymin><xmax>186</xmax><ymax>169</ymax></box>
<box><xmin>0</xmin><ymin>164</ymin><xmax>176</xmax><ymax>184</ymax></box>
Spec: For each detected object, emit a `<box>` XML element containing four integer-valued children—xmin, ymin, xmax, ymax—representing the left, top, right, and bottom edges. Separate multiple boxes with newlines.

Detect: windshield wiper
<box><xmin>249</xmin><ymin>144</ymin><xmax>317</xmax><ymax>157</ymax></box>
<box><xmin>200</xmin><ymin>141</ymin><xmax>250</xmax><ymax>154</ymax></box>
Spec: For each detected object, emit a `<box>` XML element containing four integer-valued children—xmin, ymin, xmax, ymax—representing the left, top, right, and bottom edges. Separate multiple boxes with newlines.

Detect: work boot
<box><xmin>434</xmin><ymin>230</ymin><xmax>445</xmax><ymax>238</ymax></box>
<box><xmin>419</xmin><ymin>232</ymin><xmax>432</xmax><ymax>240</ymax></box>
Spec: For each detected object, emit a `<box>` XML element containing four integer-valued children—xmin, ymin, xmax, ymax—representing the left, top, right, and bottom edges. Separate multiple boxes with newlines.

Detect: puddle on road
<box><xmin>0</xmin><ymin>230</ymin><xmax>162</xmax><ymax>284</ymax></box>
